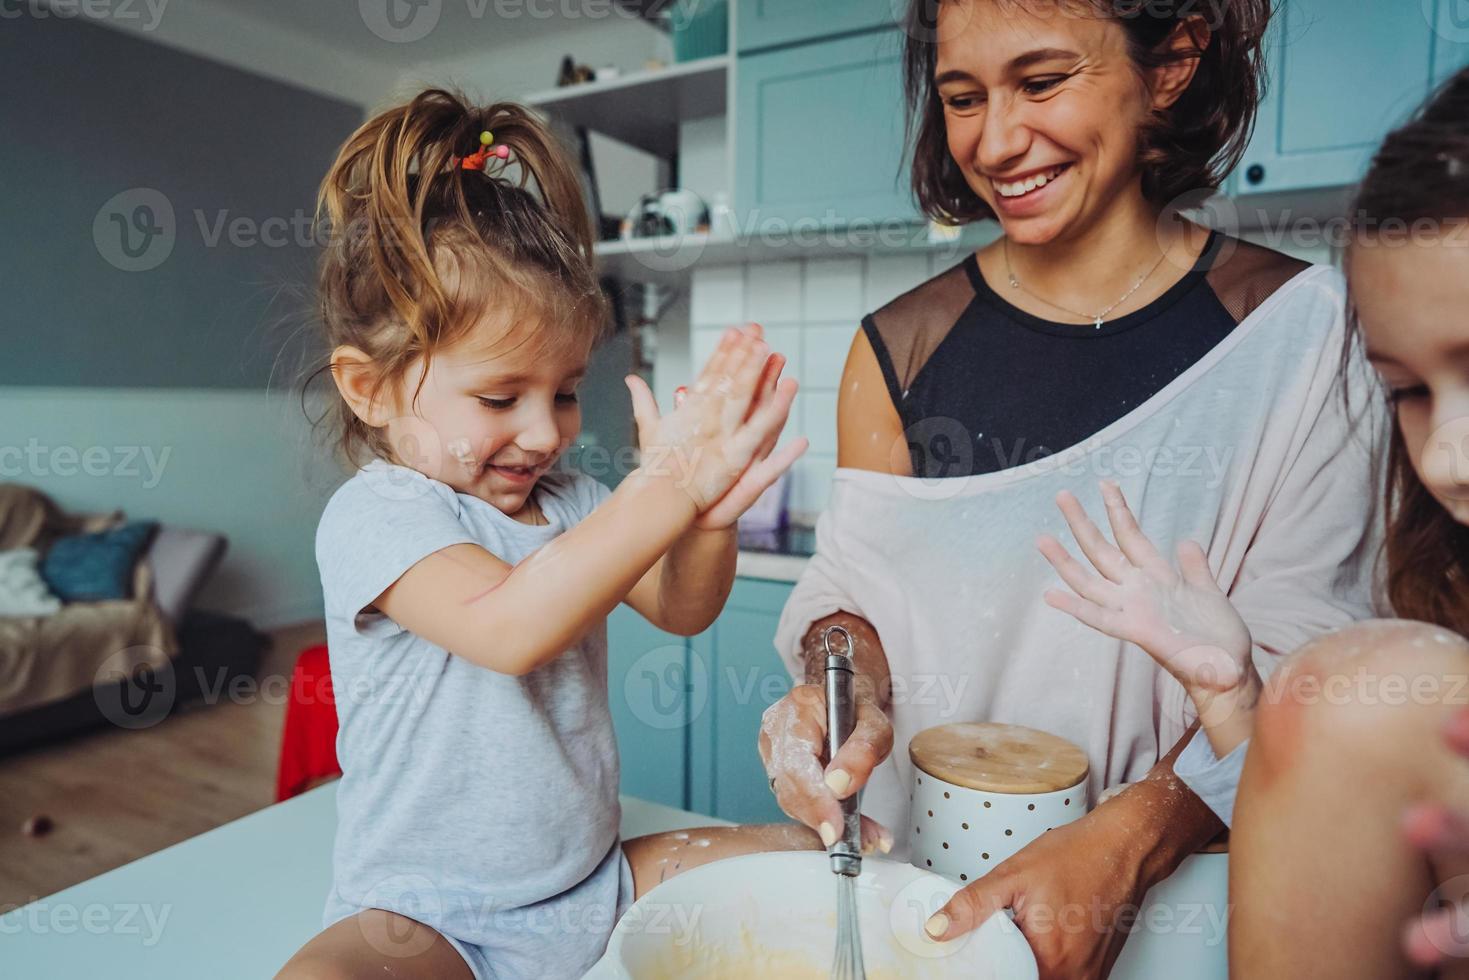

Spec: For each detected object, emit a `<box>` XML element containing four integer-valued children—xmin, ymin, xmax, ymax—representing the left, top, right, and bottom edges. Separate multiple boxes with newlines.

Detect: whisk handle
<box><xmin>824</xmin><ymin>629</ymin><xmax>863</xmax><ymax>878</ymax></box>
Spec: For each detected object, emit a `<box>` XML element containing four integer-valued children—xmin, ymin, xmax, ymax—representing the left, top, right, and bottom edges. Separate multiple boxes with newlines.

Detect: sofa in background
<box><xmin>0</xmin><ymin>483</ymin><xmax>269</xmax><ymax>753</ymax></box>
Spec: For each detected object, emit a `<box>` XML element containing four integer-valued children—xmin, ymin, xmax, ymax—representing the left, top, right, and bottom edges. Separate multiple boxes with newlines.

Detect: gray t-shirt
<box><xmin>315</xmin><ymin>459</ymin><xmax>625</xmax><ymax>971</ymax></box>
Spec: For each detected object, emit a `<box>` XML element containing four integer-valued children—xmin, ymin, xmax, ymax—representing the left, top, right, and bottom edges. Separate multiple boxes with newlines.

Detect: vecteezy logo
<box><xmin>93</xmin><ymin>188</ymin><xmax>175</xmax><ymax>272</ymax></box>
<box><xmin>1424</xmin><ymin>415</ymin><xmax>1469</xmax><ymax>502</ymax></box>
<box><xmin>1427</xmin><ymin>0</ymin><xmax>1469</xmax><ymax>44</ymax></box>
<box><xmin>624</xmin><ymin>644</ymin><xmax>708</xmax><ymax>730</ymax></box>
<box><xmin>94</xmin><ymin>646</ymin><xmax>177</xmax><ymax>730</ymax></box>
<box><xmin>359</xmin><ymin>0</ymin><xmax>441</xmax><ymax>43</ymax></box>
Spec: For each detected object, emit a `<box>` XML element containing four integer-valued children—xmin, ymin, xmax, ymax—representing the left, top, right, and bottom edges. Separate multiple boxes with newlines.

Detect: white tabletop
<box><xmin>0</xmin><ymin>786</ymin><xmax>727</xmax><ymax>979</ymax></box>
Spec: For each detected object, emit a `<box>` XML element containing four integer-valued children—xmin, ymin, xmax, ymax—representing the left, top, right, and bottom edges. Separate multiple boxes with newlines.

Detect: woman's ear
<box><xmin>1149</xmin><ymin>16</ymin><xmax>1212</xmax><ymax>112</ymax></box>
<box><xmin>330</xmin><ymin>345</ymin><xmax>395</xmax><ymax>426</ymax></box>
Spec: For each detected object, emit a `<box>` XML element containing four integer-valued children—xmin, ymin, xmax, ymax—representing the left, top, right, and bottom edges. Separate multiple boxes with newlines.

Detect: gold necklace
<box><xmin>1003</xmin><ymin>237</ymin><xmax>1171</xmax><ymax>330</ymax></box>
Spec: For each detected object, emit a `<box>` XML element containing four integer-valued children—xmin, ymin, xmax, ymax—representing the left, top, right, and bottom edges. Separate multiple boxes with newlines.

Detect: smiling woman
<box><xmin>758</xmin><ymin>1</ymin><xmax>1391</xmax><ymax>977</ymax></box>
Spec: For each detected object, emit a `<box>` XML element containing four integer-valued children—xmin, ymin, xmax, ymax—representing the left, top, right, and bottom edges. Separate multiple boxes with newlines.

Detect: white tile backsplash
<box><xmin>690</xmin><ymin>265</ymin><xmax>745</xmax><ymax>327</ymax></box>
<box><xmin>682</xmin><ymin>256</ymin><xmax>932</xmax><ymax>517</ymax></box>
<box><xmin>802</xmin><ymin>323</ymin><xmax>857</xmax><ymax>388</ymax></box>
<box><xmin>801</xmin><ymin>390</ymin><xmax>839</xmax><ymax>457</ymax></box>
<box><xmin>745</xmin><ymin>263</ymin><xmax>804</xmax><ymax>325</ymax></box>
<box><xmin>801</xmin><ymin>257</ymin><xmax>865</xmax><ymax>322</ymax></box>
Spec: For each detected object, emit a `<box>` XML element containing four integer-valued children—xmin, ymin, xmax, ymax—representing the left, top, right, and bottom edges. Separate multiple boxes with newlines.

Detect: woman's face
<box><xmin>1352</xmin><ymin>234</ymin><xmax>1469</xmax><ymax>524</ymax></box>
<box><xmin>934</xmin><ymin>1</ymin><xmax>1168</xmax><ymax>244</ymax></box>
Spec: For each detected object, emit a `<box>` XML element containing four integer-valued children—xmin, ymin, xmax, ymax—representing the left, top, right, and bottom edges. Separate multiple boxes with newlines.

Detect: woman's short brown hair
<box><xmin>903</xmin><ymin>0</ymin><xmax>1273</xmax><ymax>224</ymax></box>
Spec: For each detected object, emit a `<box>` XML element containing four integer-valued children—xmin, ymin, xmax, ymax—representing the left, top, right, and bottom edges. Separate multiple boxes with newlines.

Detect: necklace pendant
<box><xmin>1008</xmin><ymin>275</ymin><xmax>1020</xmax><ymax>289</ymax></box>
<box><xmin>1094</xmin><ymin>316</ymin><xmax>1104</xmax><ymax>330</ymax></box>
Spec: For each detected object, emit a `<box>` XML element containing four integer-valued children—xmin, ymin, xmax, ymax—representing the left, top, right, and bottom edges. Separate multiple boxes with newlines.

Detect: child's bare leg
<box><xmin>624</xmin><ymin>823</ymin><xmax>823</xmax><ymax>898</ymax></box>
<box><xmin>274</xmin><ymin>908</ymin><xmax>474</xmax><ymax>980</ymax></box>
<box><xmin>1232</xmin><ymin>620</ymin><xmax>1469</xmax><ymax>980</ymax></box>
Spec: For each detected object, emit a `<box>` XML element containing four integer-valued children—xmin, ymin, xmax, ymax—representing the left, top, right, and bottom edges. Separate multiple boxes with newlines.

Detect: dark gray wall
<box><xmin>0</xmin><ymin>16</ymin><xmax>362</xmax><ymax>389</ymax></box>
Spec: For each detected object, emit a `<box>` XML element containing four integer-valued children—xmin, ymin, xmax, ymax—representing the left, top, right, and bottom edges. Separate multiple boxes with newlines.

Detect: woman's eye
<box><xmin>556</xmin><ymin>392</ymin><xmax>580</xmax><ymax>405</ymax></box>
<box><xmin>478</xmin><ymin>396</ymin><xmax>515</xmax><ymax>410</ymax></box>
<box><xmin>1386</xmin><ymin>383</ymin><xmax>1430</xmax><ymax>405</ymax></box>
<box><xmin>943</xmin><ymin>93</ymin><xmax>985</xmax><ymax>111</ymax></box>
<box><xmin>1022</xmin><ymin>76</ymin><xmax>1066</xmax><ymax>96</ymax></box>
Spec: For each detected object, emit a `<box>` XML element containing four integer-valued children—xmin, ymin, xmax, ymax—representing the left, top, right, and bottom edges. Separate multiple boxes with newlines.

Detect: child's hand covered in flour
<box><xmin>1038</xmin><ymin>480</ymin><xmax>1254</xmax><ymax>698</ymax></box>
<box><xmin>624</xmin><ymin>323</ymin><xmax>806</xmax><ymax>529</ymax></box>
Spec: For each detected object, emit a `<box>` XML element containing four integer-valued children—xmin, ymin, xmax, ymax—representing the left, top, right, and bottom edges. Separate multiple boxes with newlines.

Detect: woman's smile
<box><xmin>990</xmin><ymin>162</ymin><xmax>1075</xmax><ymax>217</ymax></box>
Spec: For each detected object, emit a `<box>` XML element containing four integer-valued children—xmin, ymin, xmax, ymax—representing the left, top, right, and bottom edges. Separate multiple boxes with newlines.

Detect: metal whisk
<box><xmin>823</xmin><ymin>625</ymin><xmax>867</xmax><ymax>980</ymax></box>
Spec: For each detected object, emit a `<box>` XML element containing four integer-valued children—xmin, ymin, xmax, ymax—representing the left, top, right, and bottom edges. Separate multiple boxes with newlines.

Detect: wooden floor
<box><xmin>0</xmin><ymin>620</ymin><xmax>327</xmax><ymax>910</ymax></box>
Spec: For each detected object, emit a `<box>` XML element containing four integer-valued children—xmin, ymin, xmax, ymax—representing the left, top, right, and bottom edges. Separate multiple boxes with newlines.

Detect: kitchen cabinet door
<box><xmin>1236</xmin><ymin>1</ymin><xmax>1439</xmax><ymax>195</ymax></box>
<box><xmin>690</xmin><ymin>578</ymin><xmax>795</xmax><ymax>824</ymax></box>
<box><xmin>1434</xmin><ymin>0</ymin><xmax>1469</xmax><ymax>86</ymax></box>
<box><xmin>736</xmin><ymin>0</ymin><xmax>898</xmax><ymax>53</ymax></box>
<box><xmin>607</xmin><ymin>604</ymin><xmax>690</xmax><ymax>809</ymax></box>
<box><xmin>735</xmin><ymin>29</ymin><xmax>920</xmax><ymax>232</ymax></box>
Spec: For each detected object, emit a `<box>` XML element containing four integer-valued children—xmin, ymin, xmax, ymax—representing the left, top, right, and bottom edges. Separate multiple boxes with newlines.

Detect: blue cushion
<box><xmin>41</xmin><ymin>521</ymin><xmax>158</xmax><ymax>602</ymax></box>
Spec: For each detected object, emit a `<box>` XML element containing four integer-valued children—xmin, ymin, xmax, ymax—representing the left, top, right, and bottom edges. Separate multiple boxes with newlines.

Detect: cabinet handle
<box><xmin>1246</xmin><ymin>164</ymin><xmax>1266</xmax><ymax>186</ymax></box>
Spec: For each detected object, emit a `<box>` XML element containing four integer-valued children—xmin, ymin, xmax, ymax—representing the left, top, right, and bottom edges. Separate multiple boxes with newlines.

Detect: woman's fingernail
<box><xmin>924</xmin><ymin>912</ymin><xmax>950</xmax><ymax>939</ymax></box>
<box><xmin>819</xmin><ymin>822</ymin><xmax>838</xmax><ymax>847</ymax></box>
<box><xmin>824</xmin><ymin>769</ymin><xmax>851</xmax><ymax>794</ymax></box>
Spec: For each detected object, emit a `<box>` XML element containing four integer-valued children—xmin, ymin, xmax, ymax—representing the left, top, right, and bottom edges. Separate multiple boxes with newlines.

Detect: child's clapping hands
<box><xmin>1037</xmin><ymin>480</ymin><xmax>1259</xmax><ymax>754</ymax></box>
<box><xmin>625</xmin><ymin>323</ymin><xmax>807</xmax><ymax>529</ymax></box>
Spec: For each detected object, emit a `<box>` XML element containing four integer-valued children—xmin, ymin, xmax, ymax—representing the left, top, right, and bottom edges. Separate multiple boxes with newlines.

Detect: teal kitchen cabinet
<box><xmin>689</xmin><ymin>578</ymin><xmax>795</xmax><ymax>824</ymax></box>
<box><xmin>735</xmin><ymin>29</ymin><xmax>919</xmax><ymax>231</ymax></box>
<box><xmin>1236</xmin><ymin>1</ymin><xmax>1442</xmax><ymax>195</ymax></box>
<box><xmin>736</xmin><ymin>0</ymin><xmax>897</xmax><ymax>53</ymax></box>
<box><xmin>606</xmin><ymin>604</ymin><xmax>691</xmax><ymax>809</ymax></box>
<box><xmin>1433</xmin><ymin>0</ymin><xmax>1469</xmax><ymax>86</ymax></box>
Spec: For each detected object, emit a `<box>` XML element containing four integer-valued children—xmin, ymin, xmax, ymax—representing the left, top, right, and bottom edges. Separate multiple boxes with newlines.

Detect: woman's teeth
<box><xmin>995</xmin><ymin>165</ymin><xmax>1069</xmax><ymax>199</ymax></box>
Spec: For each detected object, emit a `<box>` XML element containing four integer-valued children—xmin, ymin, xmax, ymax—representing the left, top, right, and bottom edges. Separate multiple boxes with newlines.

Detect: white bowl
<box><xmin>585</xmin><ymin>851</ymin><xmax>1037</xmax><ymax>979</ymax></box>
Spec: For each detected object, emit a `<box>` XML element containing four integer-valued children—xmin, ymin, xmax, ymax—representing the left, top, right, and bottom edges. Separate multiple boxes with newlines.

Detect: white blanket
<box><xmin>774</xmin><ymin>266</ymin><xmax>1386</xmax><ymax>848</ymax></box>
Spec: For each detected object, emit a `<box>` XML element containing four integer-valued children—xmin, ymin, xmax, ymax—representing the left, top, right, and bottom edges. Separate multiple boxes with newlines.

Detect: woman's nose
<box><xmin>976</xmin><ymin>96</ymin><xmax>1031</xmax><ymax>175</ymax></box>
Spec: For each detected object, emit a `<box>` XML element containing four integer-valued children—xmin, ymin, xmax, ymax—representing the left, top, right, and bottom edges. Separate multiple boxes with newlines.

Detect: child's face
<box><xmin>1352</xmin><ymin>234</ymin><xmax>1469</xmax><ymax>524</ymax></box>
<box><xmin>382</xmin><ymin>319</ymin><xmax>589</xmax><ymax>521</ymax></box>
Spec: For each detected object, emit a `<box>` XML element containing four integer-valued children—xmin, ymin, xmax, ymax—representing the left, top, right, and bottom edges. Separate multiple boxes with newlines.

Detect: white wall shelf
<box><xmin>594</xmin><ymin>224</ymin><xmax>1001</xmax><ymax>287</ymax></box>
<box><xmin>524</xmin><ymin>55</ymin><xmax>728</xmax><ymax>158</ymax></box>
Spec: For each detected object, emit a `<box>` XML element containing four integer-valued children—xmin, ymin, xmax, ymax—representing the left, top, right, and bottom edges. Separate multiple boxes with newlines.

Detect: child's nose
<box><xmin>518</xmin><ymin>413</ymin><xmax>562</xmax><ymax>454</ymax></box>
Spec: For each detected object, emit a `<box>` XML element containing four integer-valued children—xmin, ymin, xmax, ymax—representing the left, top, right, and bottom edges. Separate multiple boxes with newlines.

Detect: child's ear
<box><xmin>331</xmin><ymin>345</ymin><xmax>395</xmax><ymax>427</ymax></box>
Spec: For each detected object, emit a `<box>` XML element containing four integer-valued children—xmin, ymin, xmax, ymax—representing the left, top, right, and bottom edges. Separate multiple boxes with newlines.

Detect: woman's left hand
<box><xmin>923</xmin><ymin>794</ymin><xmax>1158</xmax><ymax>979</ymax></box>
<box><xmin>1037</xmin><ymin>480</ymin><xmax>1252</xmax><ymax>698</ymax></box>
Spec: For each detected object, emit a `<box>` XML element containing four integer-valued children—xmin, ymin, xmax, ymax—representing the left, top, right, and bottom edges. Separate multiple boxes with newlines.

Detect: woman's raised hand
<box><xmin>625</xmin><ymin>324</ymin><xmax>807</xmax><ymax>527</ymax></box>
<box><xmin>1037</xmin><ymin>480</ymin><xmax>1253</xmax><ymax>698</ymax></box>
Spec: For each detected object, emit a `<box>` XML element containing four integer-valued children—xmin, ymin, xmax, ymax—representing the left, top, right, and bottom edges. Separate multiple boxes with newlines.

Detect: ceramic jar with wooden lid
<box><xmin>907</xmin><ymin>722</ymin><xmax>1090</xmax><ymax>883</ymax></box>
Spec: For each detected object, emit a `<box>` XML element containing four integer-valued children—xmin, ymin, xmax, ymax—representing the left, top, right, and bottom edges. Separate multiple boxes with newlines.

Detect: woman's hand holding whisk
<box><xmin>758</xmin><ymin>683</ymin><xmax>894</xmax><ymax>854</ymax></box>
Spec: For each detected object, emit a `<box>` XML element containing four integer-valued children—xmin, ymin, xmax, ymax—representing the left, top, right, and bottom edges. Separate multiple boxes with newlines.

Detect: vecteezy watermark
<box><xmin>93</xmin><ymin>188</ymin><xmax>175</xmax><ymax>273</ymax></box>
<box><xmin>0</xmin><ymin>899</ymin><xmax>172</xmax><ymax>946</ymax></box>
<box><xmin>0</xmin><ymin>0</ymin><xmax>168</xmax><ymax>31</ymax></box>
<box><xmin>93</xmin><ymin>646</ymin><xmax>176</xmax><ymax>731</ymax></box>
<box><xmin>1423</xmin><ymin>415</ymin><xmax>1469</xmax><ymax>503</ymax></box>
<box><xmin>0</xmin><ymin>439</ymin><xmax>171</xmax><ymax>488</ymax></box>
<box><xmin>624</xmin><ymin>643</ymin><xmax>709</xmax><ymax>730</ymax></box>
<box><xmin>356</xmin><ymin>0</ymin><xmax>650</xmax><ymax>44</ymax></box>
<box><xmin>1426</xmin><ymin>0</ymin><xmax>1469</xmax><ymax>45</ymax></box>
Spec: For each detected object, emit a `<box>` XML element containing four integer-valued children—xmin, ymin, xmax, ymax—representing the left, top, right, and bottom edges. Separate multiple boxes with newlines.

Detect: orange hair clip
<box><xmin>454</xmin><ymin>130</ymin><xmax>511</xmax><ymax>171</ymax></box>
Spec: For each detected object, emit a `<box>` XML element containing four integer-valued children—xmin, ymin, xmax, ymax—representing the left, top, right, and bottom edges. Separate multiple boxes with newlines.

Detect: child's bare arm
<box><xmin>623</xmin><ymin>525</ymin><xmax>738</xmax><ymax>636</ymax></box>
<box><xmin>373</xmin><ymin>468</ymin><xmax>701</xmax><ymax>675</ymax></box>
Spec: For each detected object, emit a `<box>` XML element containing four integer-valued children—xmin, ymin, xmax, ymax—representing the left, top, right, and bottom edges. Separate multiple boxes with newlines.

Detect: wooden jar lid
<box><xmin>909</xmin><ymin>723</ymin><xmax>1090</xmax><ymax>795</ymax></box>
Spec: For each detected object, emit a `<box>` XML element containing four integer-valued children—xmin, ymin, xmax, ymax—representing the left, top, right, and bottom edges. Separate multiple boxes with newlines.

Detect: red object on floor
<box><xmin>275</xmin><ymin>644</ymin><xmax>341</xmax><ymax>802</ymax></box>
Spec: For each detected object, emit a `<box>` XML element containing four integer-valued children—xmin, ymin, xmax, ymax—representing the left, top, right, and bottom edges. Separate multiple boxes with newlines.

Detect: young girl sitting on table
<box><xmin>274</xmin><ymin>89</ymin><xmax>840</xmax><ymax>980</ymax></box>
